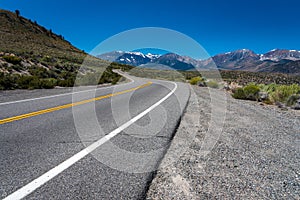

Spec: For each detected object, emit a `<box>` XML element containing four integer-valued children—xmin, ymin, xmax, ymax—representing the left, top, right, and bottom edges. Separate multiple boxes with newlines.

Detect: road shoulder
<box><xmin>147</xmin><ymin>86</ymin><xmax>300</xmax><ymax>199</ymax></box>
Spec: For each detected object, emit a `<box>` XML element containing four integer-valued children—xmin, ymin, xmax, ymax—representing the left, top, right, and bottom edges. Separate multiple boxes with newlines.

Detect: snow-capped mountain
<box><xmin>97</xmin><ymin>49</ymin><xmax>300</xmax><ymax>74</ymax></box>
<box><xmin>199</xmin><ymin>49</ymin><xmax>300</xmax><ymax>73</ymax></box>
<box><xmin>97</xmin><ymin>51</ymin><xmax>160</xmax><ymax>66</ymax></box>
<box><xmin>145</xmin><ymin>53</ymin><xmax>160</xmax><ymax>60</ymax></box>
<box><xmin>212</xmin><ymin>49</ymin><xmax>260</xmax><ymax>64</ymax></box>
<box><xmin>152</xmin><ymin>53</ymin><xmax>195</xmax><ymax>70</ymax></box>
<box><xmin>209</xmin><ymin>49</ymin><xmax>261</xmax><ymax>70</ymax></box>
<box><xmin>97</xmin><ymin>51</ymin><xmax>199</xmax><ymax>70</ymax></box>
<box><xmin>260</xmin><ymin>49</ymin><xmax>300</xmax><ymax>61</ymax></box>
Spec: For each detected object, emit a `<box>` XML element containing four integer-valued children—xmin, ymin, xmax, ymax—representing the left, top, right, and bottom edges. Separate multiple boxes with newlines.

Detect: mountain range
<box><xmin>98</xmin><ymin>49</ymin><xmax>300</xmax><ymax>74</ymax></box>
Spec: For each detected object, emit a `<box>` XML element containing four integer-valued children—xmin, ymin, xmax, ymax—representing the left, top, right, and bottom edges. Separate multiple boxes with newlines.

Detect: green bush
<box><xmin>111</xmin><ymin>77</ymin><xmax>120</xmax><ymax>85</ymax></box>
<box><xmin>0</xmin><ymin>73</ymin><xmax>18</xmax><ymax>90</ymax></box>
<box><xmin>206</xmin><ymin>80</ymin><xmax>219</xmax><ymax>88</ymax></box>
<box><xmin>3</xmin><ymin>55</ymin><xmax>22</xmax><ymax>65</ymax></box>
<box><xmin>258</xmin><ymin>83</ymin><xmax>277</xmax><ymax>93</ymax></box>
<box><xmin>28</xmin><ymin>77</ymin><xmax>41</xmax><ymax>89</ymax></box>
<box><xmin>232</xmin><ymin>83</ymin><xmax>260</xmax><ymax>101</ymax></box>
<box><xmin>232</xmin><ymin>88</ymin><xmax>246</xmax><ymax>99</ymax></box>
<box><xmin>189</xmin><ymin>76</ymin><xmax>202</xmax><ymax>85</ymax></box>
<box><xmin>42</xmin><ymin>55</ymin><xmax>56</xmax><ymax>63</ymax></box>
<box><xmin>286</xmin><ymin>94</ymin><xmax>300</xmax><ymax>107</ymax></box>
<box><xmin>234</xmin><ymin>83</ymin><xmax>300</xmax><ymax>105</ymax></box>
<box><xmin>16</xmin><ymin>76</ymin><xmax>39</xmax><ymax>89</ymax></box>
<box><xmin>11</xmin><ymin>65</ymin><xmax>23</xmax><ymax>72</ymax></box>
<box><xmin>243</xmin><ymin>84</ymin><xmax>260</xmax><ymax>100</ymax></box>
<box><xmin>98</xmin><ymin>67</ymin><xmax>121</xmax><ymax>85</ymax></box>
<box><xmin>40</xmin><ymin>78</ymin><xmax>57</xmax><ymax>89</ymax></box>
<box><xmin>270</xmin><ymin>84</ymin><xmax>300</xmax><ymax>103</ymax></box>
<box><xmin>29</xmin><ymin>66</ymin><xmax>57</xmax><ymax>78</ymax></box>
<box><xmin>57</xmin><ymin>77</ymin><xmax>75</xmax><ymax>87</ymax></box>
<box><xmin>263</xmin><ymin>98</ymin><xmax>273</xmax><ymax>105</ymax></box>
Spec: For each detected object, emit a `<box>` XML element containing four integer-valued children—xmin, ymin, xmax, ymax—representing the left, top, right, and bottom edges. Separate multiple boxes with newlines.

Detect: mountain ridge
<box><xmin>98</xmin><ymin>49</ymin><xmax>300</xmax><ymax>74</ymax></box>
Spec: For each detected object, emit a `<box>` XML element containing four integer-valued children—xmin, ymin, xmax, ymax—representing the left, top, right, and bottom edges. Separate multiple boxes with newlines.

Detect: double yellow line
<box><xmin>0</xmin><ymin>82</ymin><xmax>152</xmax><ymax>125</ymax></box>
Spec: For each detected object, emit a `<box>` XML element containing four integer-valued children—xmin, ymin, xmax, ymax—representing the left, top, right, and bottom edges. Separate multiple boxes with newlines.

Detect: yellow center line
<box><xmin>0</xmin><ymin>82</ymin><xmax>152</xmax><ymax>125</ymax></box>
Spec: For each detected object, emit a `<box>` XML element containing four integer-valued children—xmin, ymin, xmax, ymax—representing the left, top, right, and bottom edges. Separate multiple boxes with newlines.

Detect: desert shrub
<box><xmin>0</xmin><ymin>73</ymin><xmax>18</xmax><ymax>90</ymax></box>
<box><xmin>28</xmin><ymin>77</ymin><xmax>41</xmax><ymax>89</ymax></box>
<box><xmin>29</xmin><ymin>66</ymin><xmax>56</xmax><ymax>78</ymax></box>
<box><xmin>3</xmin><ymin>55</ymin><xmax>22</xmax><ymax>65</ymax></box>
<box><xmin>42</xmin><ymin>55</ymin><xmax>55</xmax><ymax>63</ymax></box>
<box><xmin>57</xmin><ymin>77</ymin><xmax>75</xmax><ymax>87</ymax></box>
<box><xmin>220</xmin><ymin>70</ymin><xmax>300</xmax><ymax>85</ymax></box>
<box><xmin>232</xmin><ymin>88</ymin><xmax>246</xmax><ymax>99</ymax></box>
<box><xmin>286</xmin><ymin>94</ymin><xmax>300</xmax><ymax>107</ymax></box>
<box><xmin>40</xmin><ymin>78</ymin><xmax>57</xmax><ymax>89</ymax></box>
<box><xmin>0</xmin><ymin>75</ymin><xmax>5</xmax><ymax>89</ymax></box>
<box><xmin>11</xmin><ymin>65</ymin><xmax>22</xmax><ymax>71</ymax></box>
<box><xmin>263</xmin><ymin>98</ymin><xmax>273</xmax><ymax>105</ymax></box>
<box><xmin>258</xmin><ymin>83</ymin><xmax>277</xmax><ymax>93</ymax></box>
<box><xmin>98</xmin><ymin>67</ymin><xmax>122</xmax><ymax>84</ymax></box>
<box><xmin>189</xmin><ymin>76</ymin><xmax>202</xmax><ymax>85</ymax></box>
<box><xmin>15</xmin><ymin>75</ymin><xmax>55</xmax><ymax>89</ymax></box>
<box><xmin>16</xmin><ymin>76</ymin><xmax>39</xmax><ymax>89</ymax></box>
<box><xmin>111</xmin><ymin>77</ymin><xmax>120</xmax><ymax>85</ymax></box>
<box><xmin>233</xmin><ymin>83</ymin><xmax>300</xmax><ymax>105</ymax></box>
<box><xmin>206</xmin><ymin>80</ymin><xmax>219</xmax><ymax>88</ymax></box>
<box><xmin>270</xmin><ymin>84</ymin><xmax>300</xmax><ymax>103</ymax></box>
<box><xmin>243</xmin><ymin>84</ymin><xmax>260</xmax><ymax>100</ymax></box>
<box><xmin>16</xmin><ymin>76</ymin><xmax>33</xmax><ymax>89</ymax></box>
<box><xmin>232</xmin><ymin>83</ymin><xmax>260</xmax><ymax>101</ymax></box>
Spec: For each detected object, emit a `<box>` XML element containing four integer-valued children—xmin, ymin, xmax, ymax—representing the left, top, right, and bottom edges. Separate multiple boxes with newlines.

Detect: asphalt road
<box><xmin>0</xmin><ymin>73</ymin><xmax>190</xmax><ymax>200</ymax></box>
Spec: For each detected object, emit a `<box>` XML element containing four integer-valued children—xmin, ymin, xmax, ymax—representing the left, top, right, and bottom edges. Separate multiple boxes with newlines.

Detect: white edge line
<box><xmin>3</xmin><ymin>81</ymin><xmax>177</xmax><ymax>200</ymax></box>
<box><xmin>0</xmin><ymin>73</ymin><xmax>134</xmax><ymax>106</ymax></box>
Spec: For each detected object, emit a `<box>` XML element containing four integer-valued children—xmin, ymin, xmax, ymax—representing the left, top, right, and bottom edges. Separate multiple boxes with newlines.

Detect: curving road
<box><xmin>0</xmin><ymin>73</ymin><xmax>190</xmax><ymax>200</ymax></box>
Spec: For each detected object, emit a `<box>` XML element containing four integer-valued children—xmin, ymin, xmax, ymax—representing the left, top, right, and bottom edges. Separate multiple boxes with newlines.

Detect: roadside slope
<box><xmin>0</xmin><ymin>9</ymin><xmax>133</xmax><ymax>90</ymax></box>
<box><xmin>0</xmin><ymin>9</ymin><xmax>85</xmax><ymax>59</ymax></box>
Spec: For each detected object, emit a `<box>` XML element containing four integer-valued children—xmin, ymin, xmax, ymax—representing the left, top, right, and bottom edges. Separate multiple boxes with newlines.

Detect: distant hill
<box><xmin>211</xmin><ymin>49</ymin><xmax>261</xmax><ymax>71</ymax></box>
<box><xmin>99</xmin><ymin>49</ymin><xmax>300</xmax><ymax>75</ymax></box>
<box><xmin>210</xmin><ymin>49</ymin><xmax>300</xmax><ymax>74</ymax></box>
<box><xmin>261</xmin><ymin>60</ymin><xmax>300</xmax><ymax>74</ymax></box>
<box><xmin>0</xmin><ymin>9</ymin><xmax>130</xmax><ymax>90</ymax></box>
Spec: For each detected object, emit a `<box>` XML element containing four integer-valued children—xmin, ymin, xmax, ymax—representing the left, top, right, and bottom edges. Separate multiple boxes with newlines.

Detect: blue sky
<box><xmin>0</xmin><ymin>0</ymin><xmax>300</xmax><ymax>58</ymax></box>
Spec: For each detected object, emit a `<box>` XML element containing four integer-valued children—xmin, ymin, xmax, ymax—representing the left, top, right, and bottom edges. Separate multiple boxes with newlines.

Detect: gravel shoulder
<box><xmin>147</xmin><ymin>86</ymin><xmax>300</xmax><ymax>199</ymax></box>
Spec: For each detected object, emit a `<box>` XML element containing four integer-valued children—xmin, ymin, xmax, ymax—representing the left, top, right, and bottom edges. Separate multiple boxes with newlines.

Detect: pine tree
<box><xmin>15</xmin><ymin>10</ymin><xmax>20</xmax><ymax>17</ymax></box>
